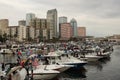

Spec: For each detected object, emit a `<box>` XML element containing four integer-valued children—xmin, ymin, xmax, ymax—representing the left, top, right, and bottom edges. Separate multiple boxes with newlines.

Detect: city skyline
<box><xmin>0</xmin><ymin>0</ymin><xmax>120</xmax><ymax>37</ymax></box>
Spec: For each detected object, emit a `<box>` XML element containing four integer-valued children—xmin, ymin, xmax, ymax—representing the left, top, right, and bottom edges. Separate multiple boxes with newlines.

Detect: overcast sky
<box><xmin>0</xmin><ymin>0</ymin><xmax>120</xmax><ymax>37</ymax></box>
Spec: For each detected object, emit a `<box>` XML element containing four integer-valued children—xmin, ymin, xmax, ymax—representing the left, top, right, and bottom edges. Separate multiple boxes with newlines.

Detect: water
<box><xmin>53</xmin><ymin>45</ymin><xmax>120</xmax><ymax>80</ymax></box>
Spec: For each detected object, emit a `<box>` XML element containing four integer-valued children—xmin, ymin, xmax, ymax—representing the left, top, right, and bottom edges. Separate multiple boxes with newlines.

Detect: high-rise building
<box><xmin>59</xmin><ymin>16</ymin><xmax>67</xmax><ymax>37</ymax></box>
<box><xmin>18</xmin><ymin>20</ymin><xmax>26</xmax><ymax>26</ymax></box>
<box><xmin>26</xmin><ymin>13</ymin><xmax>35</xmax><ymax>26</ymax></box>
<box><xmin>77</xmin><ymin>27</ymin><xmax>86</xmax><ymax>37</ymax></box>
<box><xmin>60</xmin><ymin>23</ymin><xmax>72</xmax><ymax>40</ymax></box>
<box><xmin>59</xmin><ymin>16</ymin><xmax>67</xmax><ymax>24</ymax></box>
<box><xmin>70</xmin><ymin>18</ymin><xmax>78</xmax><ymax>37</ymax></box>
<box><xmin>39</xmin><ymin>19</ymin><xmax>47</xmax><ymax>40</ymax></box>
<box><xmin>0</xmin><ymin>19</ymin><xmax>9</xmax><ymax>35</ymax></box>
<box><xmin>47</xmin><ymin>9</ymin><xmax>57</xmax><ymax>39</ymax></box>
<box><xmin>29</xmin><ymin>18</ymin><xmax>47</xmax><ymax>40</ymax></box>
<box><xmin>17</xmin><ymin>26</ymin><xmax>27</xmax><ymax>42</ymax></box>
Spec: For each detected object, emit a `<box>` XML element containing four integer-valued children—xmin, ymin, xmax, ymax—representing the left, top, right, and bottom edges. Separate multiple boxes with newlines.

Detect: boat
<box><xmin>58</xmin><ymin>55</ymin><xmax>88</xmax><ymax>68</ymax></box>
<box><xmin>41</xmin><ymin>52</ymin><xmax>73</xmax><ymax>72</ymax></box>
<box><xmin>29</xmin><ymin>68</ymin><xmax>60</xmax><ymax>80</ymax></box>
<box><xmin>36</xmin><ymin>64</ymin><xmax>73</xmax><ymax>73</ymax></box>
<box><xmin>97</xmin><ymin>52</ymin><xmax>111</xmax><ymax>58</ymax></box>
<box><xmin>0</xmin><ymin>49</ymin><xmax>13</xmax><ymax>54</ymax></box>
<box><xmin>28</xmin><ymin>53</ymin><xmax>72</xmax><ymax>73</ymax></box>
<box><xmin>85</xmin><ymin>55</ymin><xmax>103</xmax><ymax>62</ymax></box>
<box><xmin>48</xmin><ymin>51</ymin><xmax>88</xmax><ymax>68</ymax></box>
<box><xmin>44</xmin><ymin>51</ymin><xmax>87</xmax><ymax>67</ymax></box>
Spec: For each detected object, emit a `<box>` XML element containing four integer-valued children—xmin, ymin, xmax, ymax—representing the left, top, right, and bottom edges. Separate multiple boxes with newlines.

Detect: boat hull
<box><xmin>32</xmin><ymin>73</ymin><xmax>58</xmax><ymax>80</ymax></box>
<box><xmin>37</xmin><ymin>65</ymin><xmax>71</xmax><ymax>73</ymax></box>
<box><xmin>29</xmin><ymin>69</ymin><xmax>59</xmax><ymax>80</ymax></box>
<box><xmin>86</xmin><ymin>57</ymin><xmax>102</xmax><ymax>62</ymax></box>
<box><xmin>97</xmin><ymin>52</ymin><xmax>111</xmax><ymax>58</ymax></box>
<box><xmin>65</xmin><ymin>62</ymin><xmax>87</xmax><ymax>69</ymax></box>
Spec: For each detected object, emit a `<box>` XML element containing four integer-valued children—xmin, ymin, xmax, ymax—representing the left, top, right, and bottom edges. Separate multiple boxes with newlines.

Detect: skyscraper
<box><xmin>59</xmin><ymin>16</ymin><xmax>67</xmax><ymax>24</ymax></box>
<box><xmin>47</xmin><ymin>9</ymin><xmax>57</xmax><ymax>39</ymax></box>
<box><xmin>59</xmin><ymin>16</ymin><xmax>68</xmax><ymax>37</ymax></box>
<box><xmin>70</xmin><ymin>18</ymin><xmax>78</xmax><ymax>37</ymax></box>
<box><xmin>26</xmin><ymin>13</ymin><xmax>35</xmax><ymax>26</ymax></box>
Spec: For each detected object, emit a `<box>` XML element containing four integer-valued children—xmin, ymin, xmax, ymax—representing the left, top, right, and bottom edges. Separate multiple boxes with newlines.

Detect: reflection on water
<box><xmin>88</xmin><ymin>57</ymin><xmax>111</xmax><ymax>71</ymax></box>
<box><xmin>53</xmin><ymin>67</ymin><xmax>87</xmax><ymax>80</ymax></box>
<box><xmin>99</xmin><ymin>57</ymin><xmax>111</xmax><ymax>64</ymax></box>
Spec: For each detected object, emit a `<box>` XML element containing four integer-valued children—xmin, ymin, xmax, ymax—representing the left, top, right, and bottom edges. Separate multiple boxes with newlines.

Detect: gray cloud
<box><xmin>0</xmin><ymin>0</ymin><xmax>120</xmax><ymax>37</ymax></box>
<box><xmin>28</xmin><ymin>0</ymin><xmax>120</xmax><ymax>20</ymax></box>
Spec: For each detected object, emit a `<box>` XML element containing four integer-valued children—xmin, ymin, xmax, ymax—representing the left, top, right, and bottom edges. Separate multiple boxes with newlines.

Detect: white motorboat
<box><xmin>29</xmin><ymin>68</ymin><xmax>60</xmax><ymax>80</ymax></box>
<box><xmin>85</xmin><ymin>55</ymin><xmax>103</xmax><ymax>62</ymax></box>
<box><xmin>51</xmin><ymin>51</ymin><xmax>87</xmax><ymax>68</ymax></box>
<box><xmin>28</xmin><ymin>54</ymin><xmax>72</xmax><ymax>73</ymax></box>
<box><xmin>0</xmin><ymin>49</ymin><xmax>13</xmax><ymax>54</ymax></box>
<box><xmin>42</xmin><ymin>52</ymin><xmax>73</xmax><ymax>72</ymax></box>
<box><xmin>57</xmin><ymin>55</ymin><xmax>88</xmax><ymax>68</ymax></box>
<box><xmin>36</xmin><ymin>64</ymin><xmax>73</xmax><ymax>73</ymax></box>
<box><xmin>97</xmin><ymin>52</ymin><xmax>111</xmax><ymax>58</ymax></box>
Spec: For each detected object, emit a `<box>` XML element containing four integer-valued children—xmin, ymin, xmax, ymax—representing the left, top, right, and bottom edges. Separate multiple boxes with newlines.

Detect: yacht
<box><xmin>29</xmin><ymin>68</ymin><xmax>60</xmax><ymax>80</ymax></box>
<box><xmin>84</xmin><ymin>54</ymin><xmax>103</xmax><ymax>62</ymax></box>
<box><xmin>97</xmin><ymin>52</ymin><xmax>111</xmax><ymax>58</ymax></box>
<box><xmin>28</xmin><ymin>53</ymin><xmax>72</xmax><ymax>73</ymax></box>
<box><xmin>44</xmin><ymin>51</ymin><xmax>87</xmax><ymax>68</ymax></box>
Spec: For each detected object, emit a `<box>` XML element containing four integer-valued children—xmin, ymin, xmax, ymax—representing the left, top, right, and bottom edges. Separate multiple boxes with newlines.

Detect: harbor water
<box><xmin>53</xmin><ymin>45</ymin><xmax>120</xmax><ymax>80</ymax></box>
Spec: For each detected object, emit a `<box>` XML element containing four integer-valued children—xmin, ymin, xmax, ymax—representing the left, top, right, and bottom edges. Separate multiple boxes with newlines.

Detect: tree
<box><xmin>28</xmin><ymin>37</ymin><xmax>33</xmax><ymax>42</ymax></box>
<box><xmin>0</xmin><ymin>35</ymin><xmax>3</xmax><ymax>42</ymax></box>
<box><xmin>3</xmin><ymin>33</ymin><xmax>8</xmax><ymax>42</ymax></box>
